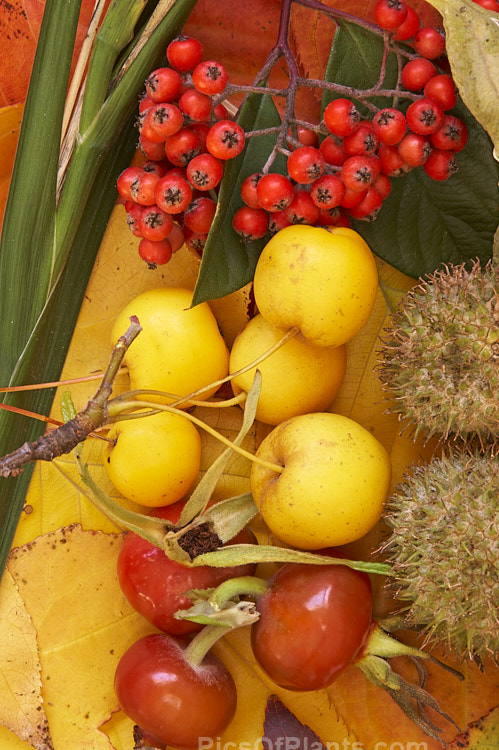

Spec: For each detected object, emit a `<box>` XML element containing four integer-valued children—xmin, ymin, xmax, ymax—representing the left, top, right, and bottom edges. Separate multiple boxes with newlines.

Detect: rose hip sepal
<box><xmin>114</xmin><ymin>629</ymin><xmax>237</xmax><ymax>749</ymax></box>
<box><xmin>117</xmin><ymin>501</ymin><xmax>258</xmax><ymax>635</ymax></box>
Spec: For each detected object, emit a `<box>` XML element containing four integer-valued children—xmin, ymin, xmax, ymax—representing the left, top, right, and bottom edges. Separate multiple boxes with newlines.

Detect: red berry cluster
<box><xmin>117</xmin><ymin>35</ymin><xmax>243</xmax><ymax>267</ymax></box>
<box><xmin>231</xmin><ymin>0</ymin><xmax>469</xmax><ymax>240</ymax></box>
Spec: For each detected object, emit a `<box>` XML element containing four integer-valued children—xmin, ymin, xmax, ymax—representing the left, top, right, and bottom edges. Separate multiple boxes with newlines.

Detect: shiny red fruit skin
<box><xmin>115</xmin><ymin>633</ymin><xmax>237</xmax><ymax>749</ymax></box>
<box><xmin>251</xmin><ymin>563</ymin><xmax>373</xmax><ymax>691</ymax></box>
<box><xmin>117</xmin><ymin>502</ymin><xmax>257</xmax><ymax>635</ymax></box>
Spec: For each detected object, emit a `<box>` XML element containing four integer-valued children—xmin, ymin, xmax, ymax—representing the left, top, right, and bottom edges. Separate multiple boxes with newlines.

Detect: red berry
<box><xmin>472</xmin><ymin>0</ymin><xmax>499</xmax><ymax>8</ymax></box>
<box><xmin>141</xmin><ymin>103</ymin><xmax>184</xmax><ymax>142</ymax></box>
<box><xmin>139</xmin><ymin>134</ymin><xmax>168</xmax><ymax>161</ymax></box>
<box><xmin>141</xmin><ymin>160</ymin><xmax>168</xmax><ymax>177</ymax></box>
<box><xmin>178</xmin><ymin>88</ymin><xmax>213</xmax><ymax>122</ymax></box>
<box><xmin>343</xmin><ymin>122</ymin><xmax>379</xmax><ymax>157</ymax></box>
<box><xmin>186</xmin><ymin>153</ymin><xmax>224</xmax><ymax>191</ymax></box>
<box><xmin>340</xmin><ymin>186</ymin><xmax>367</xmax><ymax>209</ymax></box>
<box><xmin>139</xmin><ymin>95</ymin><xmax>155</xmax><ymax>113</ymax></box>
<box><xmin>183</xmin><ymin>196</ymin><xmax>217</xmax><ymax>234</ymax></box>
<box><xmin>126</xmin><ymin>203</ymin><xmax>145</xmax><ymax>237</ymax></box>
<box><xmin>145</xmin><ymin>67</ymin><xmax>183</xmax><ymax>103</ymax></box>
<box><xmin>284</xmin><ymin>189</ymin><xmax>320</xmax><ymax>225</ymax></box>
<box><xmin>286</xmin><ymin>146</ymin><xmax>325</xmax><ymax>184</ymax></box>
<box><xmin>423</xmin><ymin>74</ymin><xmax>457</xmax><ymax>111</ymax></box>
<box><xmin>213</xmin><ymin>103</ymin><xmax>229</xmax><ymax>120</ymax></box>
<box><xmin>414</xmin><ymin>27</ymin><xmax>446</xmax><ymax>59</ymax></box>
<box><xmin>372</xmin><ymin>173</ymin><xmax>392</xmax><ymax>200</ymax></box>
<box><xmin>393</xmin><ymin>6</ymin><xmax>420</xmax><ymax>40</ymax></box>
<box><xmin>406</xmin><ymin>97</ymin><xmax>444</xmax><ymax>135</ymax></box>
<box><xmin>430</xmin><ymin>115</ymin><xmax>468</xmax><ymax>152</ymax></box>
<box><xmin>397</xmin><ymin>132</ymin><xmax>432</xmax><ymax>166</ymax></box>
<box><xmin>184</xmin><ymin>228</ymin><xmax>208</xmax><ymax>254</ymax></box>
<box><xmin>117</xmin><ymin>166</ymin><xmax>143</xmax><ymax>202</ymax></box>
<box><xmin>240</xmin><ymin>172</ymin><xmax>263</xmax><ymax>208</ymax></box>
<box><xmin>192</xmin><ymin>60</ymin><xmax>228</xmax><ymax>95</ymax></box>
<box><xmin>154</xmin><ymin>172</ymin><xmax>193</xmax><ymax>214</ymax></box>
<box><xmin>189</xmin><ymin>122</ymin><xmax>210</xmax><ymax>152</ymax></box>
<box><xmin>319</xmin><ymin>135</ymin><xmax>346</xmax><ymax>166</ymax></box>
<box><xmin>316</xmin><ymin>206</ymin><xmax>342</xmax><ymax>226</ymax></box>
<box><xmin>166</xmin><ymin>36</ymin><xmax>203</xmax><ymax>73</ymax></box>
<box><xmin>347</xmin><ymin>186</ymin><xmax>383</xmax><ymax>221</ymax></box>
<box><xmin>167</xmin><ymin>222</ymin><xmax>185</xmax><ymax>253</ymax></box>
<box><xmin>341</xmin><ymin>155</ymin><xmax>380</xmax><ymax>192</ymax></box>
<box><xmin>287</xmin><ymin>126</ymin><xmax>319</xmax><ymax>149</ymax></box>
<box><xmin>401</xmin><ymin>58</ymin><xmax>438</xmax><ymax>92</ymax></box>
<box><xmin>138</xmin><ymin>237</ymin><xmax>173</xmax><ymax>268</ymax></box>
<box><xmin>256</xmin><ymin>173</ymin><xmax>294</xmax><ymax>212</ymax></box>
<box><xmin>138</xmin><ymin>205</ymin><xmax>174</xmax><ymax>241</ymax></box>
<box><xmin>206</xmin><ymin>120</ymin><xmax>245</xmax><ymax>160</ymax></box>
<box><xmin>378</xmin><ymin>144</ymin><xmax>411</xmax><ymax>177</ymax></box>
<box><xmin>324</xmin><ymin>98</ymin><xmax>361</xmax><ymax>138</ymax></box>
<box><xmin>232</xmin><ymin>206</ymin><xmax>268</xmax><ymax>240</ymax></box>
<box><xmin>129</xmin><ymin>170</ymin><xmax>161</xmax><ymax>206</ymax></box>
<box><xmin>309</xmin><ymin>174</ymin><xmax>346</xmax><ymax>209</ymax></box>
<box><xmin>165</xmin><ymin>128</ymin><xmax>202</xmax><ymax>166</ymax></box>
<box><xmin>374</xmin><ymin>0</ymin><xmax>408</xmax><ymax>30</ymax></box>
<box><xmin>268</xmin><ymin>209</ymin><xmax>292</xmax><ymax>234</ymax></box>
<box><xmin>423</xmin><ymin>148</ymin><xmax>459</xmax><ymax>180</ymax></box>
<box><xmin>372</xmin><ymin>108</ymin><xmax>407</xmax><ymax>146</ymax></box>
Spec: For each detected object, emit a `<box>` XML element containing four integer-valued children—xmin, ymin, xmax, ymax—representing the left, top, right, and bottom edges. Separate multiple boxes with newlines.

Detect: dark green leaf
<box><xmin>192</xmin><ymin>93</ymin><xmax>286</xmax><ymax>305</ymax></box>
<box><xmin>323</xmin><ymin>20</ymin><xmax>499</xmax><ymax>278</ymax></box>
<box><xmin>350</xmin><ymin>102</ymin><xmax>498</xmax><ymax>278</ymax></box>
<box><xmin>0</xmin><ymin>0</ymin><xmax>82</xmax><ymax>385</ymax></box>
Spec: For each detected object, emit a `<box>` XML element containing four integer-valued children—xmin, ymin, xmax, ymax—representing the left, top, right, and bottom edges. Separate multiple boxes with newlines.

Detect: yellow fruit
<box><xmin>105</xmin><ymin>411</ymin><xmax>201</xmax><ymax>507</ymax></box>
<box><xmin>253</xmin><ymin>225</ymin><xmax>378</xmax><ymax>347</ymax></box>
<box><xmin>111</xmin><ymin>287</ymin><xmax>229</xmax><ymax>403</ymax></box>
<box><xmin>229</xmin><ymin>314</ymin><xmax>347</xmax><ymax>425</ymax></box>
<box><xmin>250</xmin><ymin>412</ymin><xmax>391</xmax><ymax>549</ymax></box>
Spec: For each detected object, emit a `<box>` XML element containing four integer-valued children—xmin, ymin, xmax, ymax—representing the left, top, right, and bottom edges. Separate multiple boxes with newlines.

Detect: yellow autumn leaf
<box><xmin>2</xmin><ymin>197</ymin><xmax>499</xmax><ymax>750</ymax></box>
<box><xmin>0</xmin><ymin>569</ymin><xmax>49</xmax><ymax>750</ymax></box>
<box><xmin>447</xmin><ymin>705</ymin><xmax>499</xmax><ymax>749</ymax></box>
<box><xmin>5</xmin><ymin>525</ymin><xmax>155</xmax><ymax>750</ymax></box>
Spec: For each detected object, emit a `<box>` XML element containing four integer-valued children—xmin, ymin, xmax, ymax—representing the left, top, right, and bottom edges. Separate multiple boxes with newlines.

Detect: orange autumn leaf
<box><xmin>0</xmin><ymin>569</ymin><xmax>50</xmax><ymax>750</ymax></box>
<box><xmin>0</xmin><ymin>0</ymin><xmax>112</xmax><ymax>107</ymax></box>
<box><xmin>0</xmin><ymin>103</ymin><xmax>23</xmax><ymax>232</ymax></box>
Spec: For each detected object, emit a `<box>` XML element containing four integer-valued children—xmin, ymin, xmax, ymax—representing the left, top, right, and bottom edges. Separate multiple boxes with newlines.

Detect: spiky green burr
<box><xmin>379</xmin><ymin>260</ymin><xmax>498</xmax><ymax>447</ymax></box>
<box><xmin>383</xmin><ymin>450</ymin><xmax>499</xmax><ymax>663</ymax></box>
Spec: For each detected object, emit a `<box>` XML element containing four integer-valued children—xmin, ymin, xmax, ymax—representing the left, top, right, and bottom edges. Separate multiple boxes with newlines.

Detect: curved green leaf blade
<box><xmin>193</xmin><ymin>93</ymin><xmax>286</xmax><ymax>305</ymax></box>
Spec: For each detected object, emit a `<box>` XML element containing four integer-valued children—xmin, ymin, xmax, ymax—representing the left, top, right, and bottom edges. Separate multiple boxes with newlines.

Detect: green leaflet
<box><xmin>192</xmin><ymin>92</ymin><xmax>287</xmax><ymax>305</ymax></box>
<box><xmin>324</xmin><ymin>19</ymin><xmax>499</xmax><ymax>279</ymax></box>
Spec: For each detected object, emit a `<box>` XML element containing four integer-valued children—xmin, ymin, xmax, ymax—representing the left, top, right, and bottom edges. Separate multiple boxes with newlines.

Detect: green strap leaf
<box><xmin>0</xmin><ymin>0</ymin><xmax>82</xmax><ymax>384</ymax></box>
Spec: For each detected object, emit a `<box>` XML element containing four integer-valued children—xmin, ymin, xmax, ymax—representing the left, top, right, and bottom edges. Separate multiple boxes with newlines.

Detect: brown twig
<box><xmin>0</xmin><ymin>318</ymin><xmax>141</xmax><ymax>478</ymax></box>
